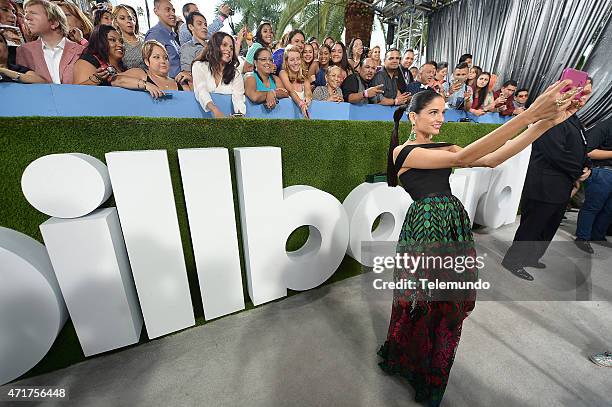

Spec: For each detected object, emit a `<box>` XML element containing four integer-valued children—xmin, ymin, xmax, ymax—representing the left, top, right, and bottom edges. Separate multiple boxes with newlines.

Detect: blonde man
<box><xmin>16</xmin><ymin>0</ymin><xmax>83</xmax><ymax>83</ymax></box>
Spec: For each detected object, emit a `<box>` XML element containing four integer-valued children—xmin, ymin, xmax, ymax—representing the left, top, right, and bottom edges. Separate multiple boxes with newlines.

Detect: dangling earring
<box><xmin>408</xmin><ymin>126</ymin><xmax>417</xmax><ymax>141</ymax></box>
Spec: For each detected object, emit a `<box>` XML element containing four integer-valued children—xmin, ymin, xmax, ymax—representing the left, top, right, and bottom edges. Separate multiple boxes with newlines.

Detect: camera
<box><xmin>106</xmin><ymin>66</ymin><xmax>116</xmax><ymax>77</ymax></box>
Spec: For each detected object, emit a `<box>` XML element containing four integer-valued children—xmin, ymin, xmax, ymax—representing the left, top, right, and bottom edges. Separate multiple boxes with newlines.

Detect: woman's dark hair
<box><xmin>318</xmin><ymin>43</ymin><xmax>332</xmax><ymax>67</ymax></box>
<box><xmin>458</xmin><ymin>53</ymin><xmax>472</xmax><ymax>64</ymax></box>
<box><xmin>387</xmin><ymin>90</ymin><xmax>444</xmax><ymax>187</ymax></box>
<box><xmin>473</xmin><ymin>71</ymin><xmax>491</xmax><ymax>110</ymax></box>
<box><xmin>285</xmin><ymin>29</ymin><xmax>305</xmax><ymax>47</ymax></box>
<box><xmin>330</xmin><ymin>41</ymin><xmax>352</xmax><ymax>73</ymax></box>
<box><xmin>347</xmin><ymin>37</ymin><xmax>361</xmax><ymax>60</ymax></box>
<box><xmin>195</xmin><ymin>31</ymin><xmax>239</xmax><ymax>85</ymax></box>
<box><xmin>84</xmin><ymin>24</ymin><xmax>124</xmax><ymax>69</ymax></box>
<box><xmin>252</xmin><ymin>47</ymin><xmax>274</xmax><ymax>87</ymax></box>
<box><xmin>254</xmin><ymin>21</ymin><xmax>273</xmax><ymax>47</ymax></box>
<box><xmin>252</xmin><ymin>47</ymin><xmax>271</xmax><ymax>72</ymax></box>
<box><xmin>437</xmin><ymin>61</ymin><xmax>448</xmax><ymax>71</ymax></box>
<box><xmin>93</xmin><ymin>9</ymin><xmax>111</xmax><ymax>26</ymax></box>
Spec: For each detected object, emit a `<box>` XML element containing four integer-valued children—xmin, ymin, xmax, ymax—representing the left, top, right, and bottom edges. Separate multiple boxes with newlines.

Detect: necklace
<box><xmin>150</xmin><ymin>72</ymin><xmax>173</xmax><ymax>89</ymax></box>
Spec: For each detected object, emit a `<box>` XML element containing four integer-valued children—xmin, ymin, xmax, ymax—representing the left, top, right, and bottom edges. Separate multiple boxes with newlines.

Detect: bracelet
<box><xmin>15</xmin><ymin>73</ymin><xmax>22</xmax><ymax>83</ymax></box>
<box><xmin>394</xmin><ymin>97</ymin><xmax>398</xmax><ymax>105</ymax></box>
<box><xmin>89</xmin><ymin>74</ymin><xmax>101</xmax><ymax>84</ymax></box>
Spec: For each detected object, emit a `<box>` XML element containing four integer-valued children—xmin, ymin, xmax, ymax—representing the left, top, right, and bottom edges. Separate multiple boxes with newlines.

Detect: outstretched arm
<box><xmin>398</xmin><ymin>80</ymin><xmax>578</xmax><ymax>170</ymax></box>
<box><xmin>452</xmin><ymin>120</ymin><xmax>553</xmax><ymax>167</ymax></box>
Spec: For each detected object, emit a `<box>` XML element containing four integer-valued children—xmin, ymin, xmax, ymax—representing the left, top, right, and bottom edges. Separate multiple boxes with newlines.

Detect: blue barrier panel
<box><xmin>245</xmin><ymin>98</ymin><xmax>298</xmax><ymax>119</ymax></box>
<box><xmin>466</xmin><ymin>112</ymin><xmax>511</xmax><ymax>124</ymax></box>
<box><xmin>349</xmin><ymin>103</ymin><xmax>397</xmax><ymax>121</ymax></box>
<box><xmin>208</xmin><ymin>93</ymin><xmax>235</xmax><ymax>117</ymax></box>
<box><xmin>2</xmin><ymin>84</ymin><xmax>511</xmax><ymax>124</ymax></box>
<box><xmin>1</xmin><ymin>83</ymin><xmax>58</xmax><ymax>116</ymax></box>
<box><xmin>445</xmin><ymin>109</ymin><xmax>467</xmax><ymax>122</ymax></box>
<box><xmin>51</xmin><ymin>84</ymin><xmax>162</xmax><ymax>117</ymax></box>
<box><xmin>309</xmin><ymin>100</ymin><xmax>351</xmax><ymax>120</ymax></box>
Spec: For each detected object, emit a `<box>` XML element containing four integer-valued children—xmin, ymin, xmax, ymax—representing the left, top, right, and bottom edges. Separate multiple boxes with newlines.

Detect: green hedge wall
<box><xmin>0</xmin><ymin>117</ymin><xmax>500</xmax><ymax>380</ymax></box>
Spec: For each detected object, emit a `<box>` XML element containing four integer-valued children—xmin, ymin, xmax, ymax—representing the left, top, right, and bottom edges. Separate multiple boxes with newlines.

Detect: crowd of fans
<box><xmin>0</xmin><ymin>0</ymin><xmax>531</xmax><ymax>119</ymax></box>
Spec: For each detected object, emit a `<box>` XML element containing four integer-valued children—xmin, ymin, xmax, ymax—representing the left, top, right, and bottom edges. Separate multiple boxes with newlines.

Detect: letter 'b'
<box><xmin>234</xmin><ymin>147</ymin><xmax>349</xmax><ymax>306</ymax></box>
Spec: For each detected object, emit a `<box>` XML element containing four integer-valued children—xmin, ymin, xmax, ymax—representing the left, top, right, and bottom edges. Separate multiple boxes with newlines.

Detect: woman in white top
<box><xmin>192</xmin><ymin>32</ymin><xmax>246</xmax><ymax>118</ymax></box>
<box><xmin>279</xmin><ymin>44</ymin><xmax>312</xmax><ymax>118</ymax></box>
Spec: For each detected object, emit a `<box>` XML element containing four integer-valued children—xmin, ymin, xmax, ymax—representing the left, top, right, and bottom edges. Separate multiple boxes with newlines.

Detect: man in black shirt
<box><xmin>502</xmin><ymin>80</ymin><xmax>594</xmax><ymax>280</ymax></box>
<box><xmin>341</xmin><ymin>57</ymin><xmax>384</xmax><ymax>104</ymax></box>
<box><xmin>575</xmin><ymin>116</ymin><xmax>612</xmax><ymax>249</ymax></box>
<box><xmin>370</xmin><ymin>48</ymin><xmax>410</xmax><ymax>106</ymax></box>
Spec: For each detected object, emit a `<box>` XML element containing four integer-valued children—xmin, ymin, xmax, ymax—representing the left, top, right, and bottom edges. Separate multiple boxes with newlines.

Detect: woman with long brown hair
<box><xmin>347</xmin><ymin>37</ymin><xmax>363</xmax><ymax>70</ymax></box>
<box><xmin>192</xmin><ymin>31</ymin><xmax>245</xmax><ymax>118</ymax></box>
<box><xmin>469</xmin><ymin>71</ymin><xmax>495</xmax><ymax>116</ymax></box>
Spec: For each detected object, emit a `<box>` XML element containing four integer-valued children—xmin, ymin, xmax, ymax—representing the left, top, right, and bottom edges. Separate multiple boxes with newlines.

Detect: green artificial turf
<box><xmin>0</xmin><ymin>117</ymin><xmax>500</xmax><ymax>380</ymax></box>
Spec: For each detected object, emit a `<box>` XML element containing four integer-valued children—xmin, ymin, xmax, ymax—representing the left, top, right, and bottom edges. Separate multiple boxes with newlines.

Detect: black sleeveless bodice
<box><xmin>394</xmin><ymin>143</ymin><xmax>453</xmax><ymax>200</ymax></box>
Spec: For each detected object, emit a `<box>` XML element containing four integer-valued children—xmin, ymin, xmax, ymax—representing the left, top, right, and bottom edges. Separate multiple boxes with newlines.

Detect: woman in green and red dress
<box><xmin>378</xmin><ymin>81</ymin><xmax>587</xmax><ymax>406</ymax></box>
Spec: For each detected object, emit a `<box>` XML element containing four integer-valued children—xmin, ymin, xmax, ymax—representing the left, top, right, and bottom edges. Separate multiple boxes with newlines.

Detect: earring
<box><xmin>408</xmin><ymin>126</ymin><xmax>417</xmax><ymax>141</ymax></box>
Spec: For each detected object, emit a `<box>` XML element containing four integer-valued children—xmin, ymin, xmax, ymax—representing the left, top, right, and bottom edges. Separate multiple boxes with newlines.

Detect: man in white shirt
<box><xmin>16</xmin><ymin>0</ymin><xmax>83</xmax><ymax>84</ymax></box>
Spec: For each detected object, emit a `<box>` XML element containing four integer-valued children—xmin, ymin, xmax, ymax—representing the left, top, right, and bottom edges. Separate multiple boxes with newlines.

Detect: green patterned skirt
<box><xmin>377</xmin><ymin>193</ymin><xmax>477</xmax><ymax>407</ymax></box>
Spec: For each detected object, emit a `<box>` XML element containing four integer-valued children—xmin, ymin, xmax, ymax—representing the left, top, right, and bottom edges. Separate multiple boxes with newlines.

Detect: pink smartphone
<box><xmin>559</xmin><ymin>68</ymin><xmax>588</xmax><ymax>100</ymax></box>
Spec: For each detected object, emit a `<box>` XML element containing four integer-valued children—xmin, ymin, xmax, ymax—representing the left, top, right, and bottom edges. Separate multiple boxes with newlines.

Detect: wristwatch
<box><xmin>14</xmin><ymin>73</ymin><xmax>22</xmax><ymax>83</ymax></box>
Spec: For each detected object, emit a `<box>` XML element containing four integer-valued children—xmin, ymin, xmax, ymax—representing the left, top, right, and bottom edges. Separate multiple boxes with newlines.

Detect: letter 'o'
<box><xmin>0</xmin><ymin>227</ymin><xmax>68</xmax><ymax>385</ymax></box>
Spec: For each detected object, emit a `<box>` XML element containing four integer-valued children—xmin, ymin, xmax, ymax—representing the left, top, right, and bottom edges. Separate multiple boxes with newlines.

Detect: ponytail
<box><xmin>387</xmin><ymin>105</ymin><xmax>408</xmax><ymax>187</ymax></box>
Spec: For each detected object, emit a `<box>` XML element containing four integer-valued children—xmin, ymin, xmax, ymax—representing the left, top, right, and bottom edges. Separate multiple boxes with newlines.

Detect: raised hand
<box><xmin>524</xmin><ymin>80</ymin><xmax>577</xmax><ymax>123</ymax></box>
<box><xmin>69</xmin><ymin>27</ymin><xmax>84</xmax><ymax>43</ymax></box>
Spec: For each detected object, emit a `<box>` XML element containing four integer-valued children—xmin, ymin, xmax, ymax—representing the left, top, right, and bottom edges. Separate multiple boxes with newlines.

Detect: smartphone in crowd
<box><xmin>559</xmin><ymin>68</ymin><xmax>588</xmax><ymax>100</ymax></box>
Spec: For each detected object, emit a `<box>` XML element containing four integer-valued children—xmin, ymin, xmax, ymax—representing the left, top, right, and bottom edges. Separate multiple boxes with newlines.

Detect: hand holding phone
<box><xmin>559</xmin><ymin>68</ymin><xmax>588</xmax><ymax>100</ymax></box>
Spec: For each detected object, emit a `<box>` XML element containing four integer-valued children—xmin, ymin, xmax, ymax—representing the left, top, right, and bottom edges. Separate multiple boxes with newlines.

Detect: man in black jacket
<box><xmin>502</xmin><ymin>79</ymin><xmax>593</xmax><ymax>280</ymax></box>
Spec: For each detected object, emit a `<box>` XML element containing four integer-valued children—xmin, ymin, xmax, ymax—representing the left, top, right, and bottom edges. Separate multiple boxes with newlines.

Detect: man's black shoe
<box><xmin>574</xmin><ymin>239</ymin><xmax>594</xmax><ymax>254</ymax></box>
<box><xmin>502</xmin><ymin>260</ymin><xmax>534</xmax><ymax>281</ymax></box>
<box><xmin>525</xmin><ymin>261</ymin><xmax>546</xmax><ymax>269</ymax></box>
<box><xmin>509</xmin><ymin>267</ymin><xmax>534</xmax><ymax>281</ymax></box>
